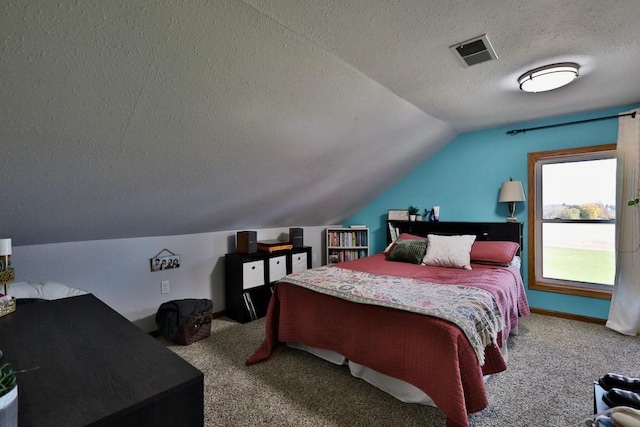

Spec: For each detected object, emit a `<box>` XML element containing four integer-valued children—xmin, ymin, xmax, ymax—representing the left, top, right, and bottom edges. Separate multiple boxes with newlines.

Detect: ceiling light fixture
<box><xmin>518</xmin><ymin>62</ymin><xmax>579</xmax><ymax>93</ymax></box>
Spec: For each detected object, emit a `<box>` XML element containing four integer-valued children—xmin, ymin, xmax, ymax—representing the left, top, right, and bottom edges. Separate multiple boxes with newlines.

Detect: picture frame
<box><xmin>150</xmin><ymin>255</ymin><xmax>180</xmax><ymax>272</ymax></box>
<box><xmin>150</xmin><ymin>248</ymin><xmax>181</xmax><ymax>272</ymax></box>
<box><xmin>387</xmin><ymin>209</ymin><xmax>409</xmax><ymax>221</ymax></box>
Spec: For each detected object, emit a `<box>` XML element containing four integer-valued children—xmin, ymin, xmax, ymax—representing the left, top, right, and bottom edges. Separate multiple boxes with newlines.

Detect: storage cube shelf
<box><xmin>225</xmin><ymin>246</ymin><xmax>311</xmax><ymax>323</ymax></box>
<box><xmin>325</xmin><ymin>227</ymin><xmax>369</xmax><ymax>265</ymax></box>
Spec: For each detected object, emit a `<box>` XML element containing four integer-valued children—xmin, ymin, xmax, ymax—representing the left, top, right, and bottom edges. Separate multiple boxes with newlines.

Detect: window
<box><xmin>528</xmin><ymin>144</ymin><xmax>616</xmax><ymax>299</ymax></box>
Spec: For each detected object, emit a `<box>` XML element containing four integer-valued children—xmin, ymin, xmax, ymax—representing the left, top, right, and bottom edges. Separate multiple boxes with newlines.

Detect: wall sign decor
<box><xmin>387</xmin><ymin>209</ymin><xmax>409</xmax><ymax>221</ymax></box>
<box><xmin>150</xmin><ymin>249</ymin><xmax>180</xmax><ymax>272</ymax></box>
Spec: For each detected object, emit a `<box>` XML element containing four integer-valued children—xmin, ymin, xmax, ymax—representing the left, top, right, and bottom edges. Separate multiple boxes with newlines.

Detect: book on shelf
<box><xmin>328</xmin><ymin>249</ymin><xmax>368</xmax><ymax>264</ymax></box>
<box><xmin>388</xmin><ymin>222</ymin><xmax>399</xmax><ymax>241</ymax></box>
<box><xmin>257</xmin><ymin>240</ymin><xmax>293</xmax><ymax>252</ymax></box>
<box><xmin>327</xmin><ymin>229</ymin><xmax>368</xmax><ymax>248</ymax></box>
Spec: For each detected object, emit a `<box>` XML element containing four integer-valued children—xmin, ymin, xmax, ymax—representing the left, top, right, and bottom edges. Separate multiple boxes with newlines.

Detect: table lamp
<box><xmin>498</xmin><ymin>178</ymin><xmax>526</xmax><ymax>222</ymax></box>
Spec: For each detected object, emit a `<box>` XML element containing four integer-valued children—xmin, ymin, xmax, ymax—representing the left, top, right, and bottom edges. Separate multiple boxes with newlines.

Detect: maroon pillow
<box><xmin>397</xmin><ymin>233</ymin><xmax>426</xmax><ymax>241</ymax></box>
<box><xmin>470</xmin><ymin>241</ymin><xmax>519</xmax><ymax>265</ymax></box>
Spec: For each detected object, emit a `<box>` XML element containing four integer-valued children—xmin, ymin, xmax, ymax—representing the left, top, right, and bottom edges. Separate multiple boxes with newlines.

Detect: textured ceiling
<box><xmin>2</xmin><ymin>0</ymin><xmax>639</xmax><ymax>245</ymax></box>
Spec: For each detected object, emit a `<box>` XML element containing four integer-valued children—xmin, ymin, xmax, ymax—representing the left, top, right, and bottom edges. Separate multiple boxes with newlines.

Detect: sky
<box><xmin>542</xmin><ymin>158</ymin><xmax>616</xmax><ymax>206</ymax></box>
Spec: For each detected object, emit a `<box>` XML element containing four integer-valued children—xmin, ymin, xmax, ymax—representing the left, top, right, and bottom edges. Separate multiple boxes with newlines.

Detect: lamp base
<box><xmin>506</xmin><ymin>202</ymin><xmax>518</xmax><ymax>223</ymax></box>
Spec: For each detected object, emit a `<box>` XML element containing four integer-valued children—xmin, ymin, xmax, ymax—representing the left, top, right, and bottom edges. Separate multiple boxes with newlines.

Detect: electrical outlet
<box><xmin>161</xmin><ymin>280</ymin><xmax>170</xmax><ymax>294</ymax></box>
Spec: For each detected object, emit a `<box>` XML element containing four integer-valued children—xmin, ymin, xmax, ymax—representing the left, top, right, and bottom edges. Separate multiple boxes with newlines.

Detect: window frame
<box><xmin>527</xmin><ymin>143</ymin><xmax>616</xmax><ymax>300</ymax></box>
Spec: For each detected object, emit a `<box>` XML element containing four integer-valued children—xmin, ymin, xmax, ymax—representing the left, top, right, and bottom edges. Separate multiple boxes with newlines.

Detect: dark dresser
<box><xmin>0</xmin><ymin>294</ymin><xmax>204</xmax><ymax>427</ymax></box>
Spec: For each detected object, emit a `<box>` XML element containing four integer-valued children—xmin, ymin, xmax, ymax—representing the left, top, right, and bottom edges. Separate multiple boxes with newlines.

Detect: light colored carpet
<box><xmin>165</xmin><ymin>314</ymin><xmax>640</xmax><ymax>426</ymax></box>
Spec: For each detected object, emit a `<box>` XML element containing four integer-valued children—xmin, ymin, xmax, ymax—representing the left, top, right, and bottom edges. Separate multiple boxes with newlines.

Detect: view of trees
<box><xmin>543</xmin><ymin>203</ymin><xmax>615</xmax><ymax>220</ymax></box>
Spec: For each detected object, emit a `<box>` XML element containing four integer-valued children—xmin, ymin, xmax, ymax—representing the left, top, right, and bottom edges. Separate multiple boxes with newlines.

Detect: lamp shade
<box><xmin>499</xmin><ymin>181</ymin><xmax>526</xmax><ymax>203</ymax></box>
<box><xmin>0</xmin><ymin>239</ymin><xmax>11</xmax><ymax>256</ymax></box>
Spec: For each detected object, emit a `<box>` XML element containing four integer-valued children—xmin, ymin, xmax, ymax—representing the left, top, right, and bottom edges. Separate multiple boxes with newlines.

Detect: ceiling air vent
<box><xmin>450</xmin><ymin>34</ymin><xmax>498</xmax><ymax>67</ymax></box>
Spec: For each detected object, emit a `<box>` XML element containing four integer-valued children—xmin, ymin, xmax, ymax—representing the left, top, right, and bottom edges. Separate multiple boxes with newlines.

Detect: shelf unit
<box><xmin>225</xmin><ymin>246</ymin><xmax>312</xmax><ymax>323</ymax></box>
<box><xmin>325</xmin><ymin>227</ymin><xmax>369</xmax><ymax>265</ymax></box>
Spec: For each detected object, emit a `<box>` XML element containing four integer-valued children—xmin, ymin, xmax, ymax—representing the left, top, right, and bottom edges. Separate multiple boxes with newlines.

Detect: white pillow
<box><xmin>8</xmin><ymin>281</ymin><xmax>89</xmax><ymax>300</ymax></box>
<box><xmin>422</xmin><ymin>234</ymin><xmax>477</xmax><ymax>270</ymax></box>
<box><xmin>508</xmin><ymin>255</ymin><xmax>521</xmax><ymax>269</ymax></box>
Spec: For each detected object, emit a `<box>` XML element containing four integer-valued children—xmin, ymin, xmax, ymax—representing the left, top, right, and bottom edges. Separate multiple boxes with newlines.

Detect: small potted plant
<box><xmin>408</xmin><ymin>205</ymin><xmax>419</xmax><ymax>221</ymax></box>
<box><xmin>0</xmin><ymin>363</ymin><xmax>19</xmax><ymax>426</ymax></box>
<box><xmin>0</xmin><ymin>362</ymin><xmax>36</xmax><ymax>426</ymax></box>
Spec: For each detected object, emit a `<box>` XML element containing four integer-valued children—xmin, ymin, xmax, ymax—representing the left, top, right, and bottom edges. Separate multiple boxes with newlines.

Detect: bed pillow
<box><xmin>387</xmin><ymin>239</ymin><xmax>428</xmax><ymax>264</ymax></box>
<box><xmin>8</xmin><ymin>281</ymin><xmax>89</xmax><ymax>300</ymax></box>
<box><xmin>422</xmin><ymin>234</ymin><xmax>476</xmax><ymax>270</ymax></box>
<box><xmin>509</xmin><ymin>255</ymin><xmax>521</xmax><ymax>269</ymax></box>
<box><xmin>470</xmin><ymin>241</ymin><xmax>520</xmax><ymax>265</ymax></box>
<box><xmin>397</xmin><ymin>233</ymin><xmax>426</xmax><ymax>241</ymax></box>
<box><xmin>384</xmin><ymin>233</ymin><xmax>426</xmax><ymax>255</ymax></box>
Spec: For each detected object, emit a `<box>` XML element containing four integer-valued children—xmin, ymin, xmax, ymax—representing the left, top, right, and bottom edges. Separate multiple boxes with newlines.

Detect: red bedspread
<box><xmin>342</xmin><ymin>254</ymin><xmax>530</xmax><ymax>346</ymax></box>
<box><xmin>247</xmin><ymin>254</ymin><xmax>529</xmax><ymax>427</ymax></box>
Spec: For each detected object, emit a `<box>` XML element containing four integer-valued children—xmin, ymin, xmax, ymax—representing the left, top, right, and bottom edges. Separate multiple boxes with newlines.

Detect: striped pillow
<box><xmin>470</xmin><ymin>241</ymin><xmax>520</xmax><ymax>265</ymax></box>
<box><xmin>387</xmin><ymin>239</ymin><xmax>428</xmax><ymax>264</ymax></box>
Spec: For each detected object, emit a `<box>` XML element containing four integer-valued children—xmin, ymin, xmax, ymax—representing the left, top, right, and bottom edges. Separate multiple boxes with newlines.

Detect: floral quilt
<box><xmin>282</xmin><ymin>265</ymin><xmax>504</xmax><ymax>365</ymax></box>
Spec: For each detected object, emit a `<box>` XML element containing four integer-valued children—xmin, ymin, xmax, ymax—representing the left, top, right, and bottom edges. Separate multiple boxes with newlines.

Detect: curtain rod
<box><xmin>506</xmin><ymin>111</ymin><xmax>637</xmax><ymax>136</ymax></box>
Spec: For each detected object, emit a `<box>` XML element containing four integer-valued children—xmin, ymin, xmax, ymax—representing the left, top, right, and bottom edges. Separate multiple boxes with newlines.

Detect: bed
<box><xmin>247</xmin><ymin>222</ymin><xmax>530</xmax><ymax>427</ymax></box>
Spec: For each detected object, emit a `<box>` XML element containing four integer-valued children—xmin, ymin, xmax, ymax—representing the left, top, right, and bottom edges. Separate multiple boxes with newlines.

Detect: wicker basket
<box><xmin>0</xmin><ymin>297</ymin><xmax>16</xmax><ymax>317</ymax></box>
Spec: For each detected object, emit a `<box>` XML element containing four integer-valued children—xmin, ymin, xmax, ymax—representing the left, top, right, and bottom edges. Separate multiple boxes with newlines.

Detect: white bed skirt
<box><xmin>287</xmin><ymin>339</ymin><xmax>510</xmax><ymax>407</ymax></box>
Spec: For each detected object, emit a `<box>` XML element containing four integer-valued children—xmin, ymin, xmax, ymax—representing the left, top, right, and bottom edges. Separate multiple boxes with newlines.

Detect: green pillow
<box><xmin>387</xmin><ymin>239</ymin><xmax>427</xmax><ymax>264</ymax></box>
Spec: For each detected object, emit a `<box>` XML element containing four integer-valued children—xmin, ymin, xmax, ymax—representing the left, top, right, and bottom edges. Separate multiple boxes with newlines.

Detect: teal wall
<box><xmin>345</xmin><ymin>103</ymin><xmax>640</xmax><ymax>319</ymax></box>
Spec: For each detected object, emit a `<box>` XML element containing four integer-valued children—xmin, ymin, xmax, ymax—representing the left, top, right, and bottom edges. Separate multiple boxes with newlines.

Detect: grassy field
<box><xmin>543</xmin><ymin>246</ymin><xmax>615</xmax><ymax>285</ymax></box>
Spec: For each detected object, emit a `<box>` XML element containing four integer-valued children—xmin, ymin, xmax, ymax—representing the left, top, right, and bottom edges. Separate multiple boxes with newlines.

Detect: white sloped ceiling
<box><xmin>1</xmin><ymin>0</ymin><xmax>639</xmax><ymax>245</ymax></box>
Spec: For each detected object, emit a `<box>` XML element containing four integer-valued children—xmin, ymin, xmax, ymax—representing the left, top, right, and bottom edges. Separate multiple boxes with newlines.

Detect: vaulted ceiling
<box><xmin>2</xmin><ymin>0</ymin><xmax>639</xmax><ymax>245</ymax></box>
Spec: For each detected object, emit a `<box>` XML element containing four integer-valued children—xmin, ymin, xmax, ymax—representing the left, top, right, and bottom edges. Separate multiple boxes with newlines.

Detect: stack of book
<box><xmin>257</xmin><ymin>240</ymin><xmax>293</xmax><ymax>253</ymax></box>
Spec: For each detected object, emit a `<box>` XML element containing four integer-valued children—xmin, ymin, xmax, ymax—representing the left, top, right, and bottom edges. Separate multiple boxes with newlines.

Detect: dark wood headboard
<box><xmin>387</xmin><ymin>221</ymin><xmax>523</xmax><ymax>254</ymax></box>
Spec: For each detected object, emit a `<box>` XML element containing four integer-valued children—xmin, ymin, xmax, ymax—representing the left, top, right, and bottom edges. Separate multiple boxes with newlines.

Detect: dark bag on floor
<box><xmin>174</xmin><ymin>310</ymin><xmax>213</xmax><ymax>345</ymax></box>
<box><xmin>155</xmin><ymin>298</ymin><xmax>213</xmax><ymax>345</ymax></box>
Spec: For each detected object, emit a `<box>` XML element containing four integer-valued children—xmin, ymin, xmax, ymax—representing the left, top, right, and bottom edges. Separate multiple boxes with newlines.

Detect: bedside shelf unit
<box><xmin>325</xmin><ymin>227</ymin><xmax>369</xmax><ymax>265</ymax></box>
<box><xmin>225</xmin><ymin>246</ymin><xmax>311</xmax><ymax>323</ymax></box>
